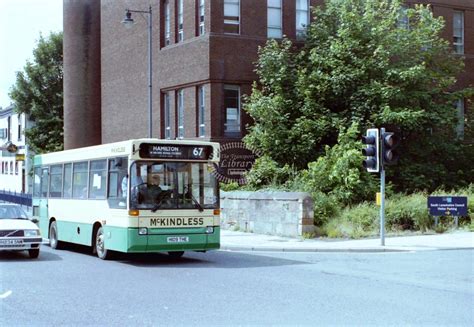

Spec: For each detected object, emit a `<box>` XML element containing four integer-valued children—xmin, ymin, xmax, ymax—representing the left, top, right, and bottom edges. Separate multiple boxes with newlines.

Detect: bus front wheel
<box><xmin>49</xmin><ymin>221</ymin><xmax>63</xmax><ymax>250</ymax></box>
<box><xmin>95</xmin><ymin>226</ymin><xmax>112</xmax><ymax>260</ymax></box>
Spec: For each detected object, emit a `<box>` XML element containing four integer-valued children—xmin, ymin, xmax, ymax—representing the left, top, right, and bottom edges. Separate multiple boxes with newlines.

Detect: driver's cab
<box><xmin>129</xmin><ymin>161</ymin><xmax>217</xmax><ymax>211</ymax></box>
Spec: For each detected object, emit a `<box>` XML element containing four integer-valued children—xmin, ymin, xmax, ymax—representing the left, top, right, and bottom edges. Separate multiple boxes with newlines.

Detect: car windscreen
<box><xmin>0</xmin><ymin>205</ymin><xmax>29</xmax><ymax>219</ymax></box>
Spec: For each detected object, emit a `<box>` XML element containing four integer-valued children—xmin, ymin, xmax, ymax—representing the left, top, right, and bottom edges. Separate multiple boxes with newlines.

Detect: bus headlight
<box><xmin>205</xmin><ymin>227</ymin><xmax>214</xmax><ymax>234</ymax></box>
<box><xmin>138</xmin><ymin>227</ymin><xmax>148</xmax><ymax>235</ymax></box>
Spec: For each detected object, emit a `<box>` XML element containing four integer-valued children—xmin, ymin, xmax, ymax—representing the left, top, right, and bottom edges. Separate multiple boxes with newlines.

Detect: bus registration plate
<box><xmin>167</xmin><ymin>236</ymin><xmax>189</xmax><ymax>243</ymax></box>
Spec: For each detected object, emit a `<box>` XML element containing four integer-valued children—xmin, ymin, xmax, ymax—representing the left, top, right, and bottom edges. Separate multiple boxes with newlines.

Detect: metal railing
<box><xmin>0</xmin><ymin>190</ymin><xmax>32</xmax><ymax>207</ymax></box>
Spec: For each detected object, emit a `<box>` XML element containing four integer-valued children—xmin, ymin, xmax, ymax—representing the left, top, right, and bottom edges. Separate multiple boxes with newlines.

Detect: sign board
<box><xmin>15</xmin><ymin>154</ymin><xmax>25</xmax><ymax>161</ymax></box>
<box><xmin>139</xmin><ymin>143</ymin><xmax>213</xmax><ymax>161</ymax></box>
<box><xmin>427</xmin><ymin>196</ymin><xmax>468</xmax><ymax>216</ymax></box>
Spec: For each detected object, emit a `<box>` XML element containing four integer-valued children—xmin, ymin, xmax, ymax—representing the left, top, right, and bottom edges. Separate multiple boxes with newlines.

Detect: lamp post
<box><xmin>122</xmin><ymin>6</ymin><xmax>153</xmax><ymax>138</ymax></box>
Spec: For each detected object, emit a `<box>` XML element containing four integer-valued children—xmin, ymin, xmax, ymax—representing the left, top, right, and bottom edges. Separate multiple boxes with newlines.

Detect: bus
<box><xmin>32</xmin><ymin>139</ymin><xmax>221</xmax><ymax>259</ymax></box>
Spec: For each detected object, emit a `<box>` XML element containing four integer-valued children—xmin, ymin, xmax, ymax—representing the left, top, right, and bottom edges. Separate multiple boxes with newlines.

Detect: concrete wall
<box><xmin>220</xmin><ymin>191</ymin><xmax>314</xmax><ymax>238</ymax></box>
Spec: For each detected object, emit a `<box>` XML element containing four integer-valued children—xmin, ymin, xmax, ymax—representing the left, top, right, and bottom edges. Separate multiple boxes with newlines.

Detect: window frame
<box><xmin>198</xmin><ymin>85</ymin><xmax>205</xmax><ymax>137</ymax></box>
<box><xmin>177</xmin><ymin>0</ymin><xmax>184</xmax><ymax>42</ymax></box>
<box><xmin>223</xmin><ymin>84</ymin><xmax>241</xmax><ymax>136</ymax></box>
<box><xmin>224</xmin><ymin>0</ymin><xmax>240</xmax><ymax>34</ymax></box>
<box><xmin>164</xmin><ymin>92</ymin><xmax>171</xmax><ymax>139</ymax></box>
<box><xmin>198</xmin><ymin>0</ymin><xmax>205</xmax><ymax>35</ymax></box>
<box><xmin>164</xmin><ymin>0</ymin><xmax>171</xmax><ymax>46</ymax></box>
<box><xmin>453</xmin><ymin>10</ymin><xmax>464</xmax><ymax>54</ymax></box>
<box><xmin>177</xmin><ymin>89</ymin><xmax>185</xmax><ymax>139</ymax></box>
<box><xmin>267</xmin><ymin>0</ymin><xmax>282</xmax><ymax>39</ymax></box>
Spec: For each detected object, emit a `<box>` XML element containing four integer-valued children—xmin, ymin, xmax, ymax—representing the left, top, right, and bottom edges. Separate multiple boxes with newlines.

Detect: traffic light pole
<box><xmin>380</xmin><ymin>127</ymin><xmax>385</xmax><ymax>246</ymax></box>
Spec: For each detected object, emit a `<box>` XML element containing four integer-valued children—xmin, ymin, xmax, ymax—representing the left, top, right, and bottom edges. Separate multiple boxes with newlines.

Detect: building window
<box><xmin>456</xmin><ymin>99</ymin><xmax>465</xmax><ymax>139</ymax></box>
<box><xmin>296</xmin><ymin>0</ymin><xmax>309</xmax><ymax>40</ymax></box>
<box><xmin>177</xmin><ymin>89</ymin><xmax>184</xmax><ymax>139</ymax></box>
<box><xmin>164</xmin><ymin>0</ymin><xmax>170</xmax><ymax>45</ymax></box>
<box><xmin>17</xmin><ymin>114</ymin><xmax>22</xmax><ymax>141</ymax></box>
<box><xmin>453</xmin><ymin>11</ymin><xmax>464</xmax><ymax>54</ymax></box>
<box><xmin>7</xmin><ymin>116</ymin><xmax>11</xmax><ymax>141</ymax></box>
<box><xmin>224</xmin><ymin>0</ymin><xmax>240</xmax><ymax>34</ymax></box>
<box><xmin>164</xmin><ymin>92</ymin><xmax>171</xmax><ymax>139</ymax></box>
<box><xmin>177</xmin><ymin>0</ymin><xmax>184</xmax><ymax>42</ymax></box>
<box><xmin>15</xmin><ymin>162</ymin><xmax>18</xmax><ymax>175</ymax></box>
<box><xmin>198</xmin><ymin>0</ymin><xmax>205</xmax><ymax>35</ymax></box>
<box><xmin>198</xmin><ymin>86</ymin><xmax>205</xmax><ymax>137</ymax></box>
<box><xmin>224</xmin><ymin>85</ymin><xmax>240</xmax><ymax>136</ymax></box>
<box><xmin>268</xmin><ymin>0</ymin><xmax>282</xmax><ymax>38</ymax></box>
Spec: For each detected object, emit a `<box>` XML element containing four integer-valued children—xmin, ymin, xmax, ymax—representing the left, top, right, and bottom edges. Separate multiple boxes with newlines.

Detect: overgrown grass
<box><xmin>319</xmin><ymin>186</ymin><xmax>473</xmax><ymax>239</ymax></box>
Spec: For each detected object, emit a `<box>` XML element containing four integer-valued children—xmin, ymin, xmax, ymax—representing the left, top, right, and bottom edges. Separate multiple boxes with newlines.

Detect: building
<box><xmin>64</xmin><ymin>0</ymin><xmax>473</xmax><ymax>149</ymax></box>
<box><xmin>0</xmin><ymin>105</ymin><xmax>29</xmax><ymax>193</ymax></box>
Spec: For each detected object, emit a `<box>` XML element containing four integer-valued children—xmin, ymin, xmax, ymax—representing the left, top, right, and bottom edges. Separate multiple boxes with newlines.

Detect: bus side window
<box><xmin>108</xmin><ymin>172</ymin><xmax>119</xmax><ymax>198</ymax></box>
<box><xmin>108</xmin><ymin>157</ymin><xmax>127</xmax><ymax>198</ymax></box>
<box><xmin>63</xmin><ymin>163</ymin><xmax>72</xmax><ymax>198</ymax></box>
<box><xmin>89</xmin><ymin>160</ymin><xmax>107</xmax><ymax>199</ymax></box>
<box><xmin>49</xmin><ymin>165</ymin><xmax>63</xmax><ymax>198</ymax></box>
<box><xmin>72</xmin><ymin>162</ymin><xmax>88</xmax><ymax>199</ymax></box>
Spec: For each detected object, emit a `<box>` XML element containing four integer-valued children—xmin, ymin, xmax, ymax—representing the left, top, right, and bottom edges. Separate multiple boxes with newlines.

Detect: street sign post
<box><xmin>428</xmin><ymin>196</ymin><xmax>468</xmax><ymax>228</ymax></box>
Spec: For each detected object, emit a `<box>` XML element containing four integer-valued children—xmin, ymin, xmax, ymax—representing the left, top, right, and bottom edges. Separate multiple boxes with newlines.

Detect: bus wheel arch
<box><xmin>49</xmin><ymin>219</ymin><xmax>63</xmax><ymax>250</ymax></box>
<box><xmin>93</xmin><ymin>223</ymin><xmax>112</xmax><ymax>260</ymax></box>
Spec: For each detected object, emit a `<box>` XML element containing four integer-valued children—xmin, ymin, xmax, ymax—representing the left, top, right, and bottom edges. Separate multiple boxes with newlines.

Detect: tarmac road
<box><xmin>1</xmin><ymin>244</ymin><xmax>473</xmax><ymax>326</ymax></box>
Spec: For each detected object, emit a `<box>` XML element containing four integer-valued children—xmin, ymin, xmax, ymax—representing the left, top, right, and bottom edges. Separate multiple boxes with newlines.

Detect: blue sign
<box><xmin>427</xmin><ymin>196</ymin><xmax>468</xmax><ymax>216</ymax></box>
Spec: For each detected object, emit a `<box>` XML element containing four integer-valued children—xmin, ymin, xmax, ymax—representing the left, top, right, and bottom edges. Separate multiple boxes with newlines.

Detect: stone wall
<box><xmin>220</xmin><ymin>191</ymin><xmax>314</xmax><ymax>238</ymax></box>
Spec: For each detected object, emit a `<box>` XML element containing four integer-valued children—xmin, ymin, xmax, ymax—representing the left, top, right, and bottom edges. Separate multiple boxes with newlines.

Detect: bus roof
<box><xmin>34</xmin><ymin>139</ymin><xmax>220</xmax><ymax>166</ymax></box>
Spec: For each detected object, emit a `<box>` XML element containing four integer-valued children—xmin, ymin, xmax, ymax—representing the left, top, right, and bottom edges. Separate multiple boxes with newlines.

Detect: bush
<box><xmin>245</xmin><ymin>155</ymin><xmax>297</xmax><ymax>190</ymax></box>
<box><xmin>385</xmin><ymin>193</ymin><xmax>432</xmax><ymax>232</ymax></box>
<box><xmin>324</xmin><ymin>202</ymin><xmax>378</xmax><ymax>239</ymax></box>
<box><xmin>295</xmin><ymin>123</ymin><xmax>378</xmax><ymax>206</ymax></box>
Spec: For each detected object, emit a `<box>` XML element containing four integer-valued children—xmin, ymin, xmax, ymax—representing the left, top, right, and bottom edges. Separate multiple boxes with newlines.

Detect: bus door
<box><xmin>34</xmin><ymin>167</ymin><xmax>49</xmax><ymax>235</ymax></box>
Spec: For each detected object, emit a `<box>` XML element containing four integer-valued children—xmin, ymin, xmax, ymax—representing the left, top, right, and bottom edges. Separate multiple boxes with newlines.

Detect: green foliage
<box><xmin>245</xmin><ymin>155</ymin><xmax>297</xmax><ymax>190</ymax></box>
<box><xmin>9</xmin><ymin>32</ymin><xmax>63</xmax><ymax>154</ymax></box>
<box><xmin>325</xmin><ymin>202</ymin><xmax>378</xmax><ymax>239</ymax></box>
<box><xmin>244</xmin><ymin>0</ymin><xmax>473</xmax><ymax>193</ymax></box>
<box><xmin>295</xmin><ymin>123</ymin><xmax>378</xmax><ymax>205</ymax></box>
<box><xmin>220</xmin><ymin>182</ymin><xmax>240</xmax><ymax>192</ymax></box>
<box><xmin>385</xmin><ymin>193</ymin><xmax>432</xmax><ymax>232</ymax></box>
<box><xmin>322</xmin><ymin>185</ymin><xmax>473</xmax><ymax>238</ymax></box>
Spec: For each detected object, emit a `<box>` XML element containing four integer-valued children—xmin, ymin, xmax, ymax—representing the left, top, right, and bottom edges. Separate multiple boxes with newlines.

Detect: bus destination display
<box><xmin>139</xmin><ymin>143</ymin><xmax>213</xmax><ymax>160</ymax></box>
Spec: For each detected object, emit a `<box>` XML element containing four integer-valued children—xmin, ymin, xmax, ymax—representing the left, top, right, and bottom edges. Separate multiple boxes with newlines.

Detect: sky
<box><xmin>0</xmin><ymin>0</ymin><xmax>63</xmax><ymax>108</ymax></box>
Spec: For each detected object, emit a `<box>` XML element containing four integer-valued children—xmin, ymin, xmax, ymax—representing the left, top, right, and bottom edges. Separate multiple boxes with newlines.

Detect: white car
<box><xmin>0</xmin><ymin>203</ymin><xmax>41</xmax><ymax>258</ymax></box>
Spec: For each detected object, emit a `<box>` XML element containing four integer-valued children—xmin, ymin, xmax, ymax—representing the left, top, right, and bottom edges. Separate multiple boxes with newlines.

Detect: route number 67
<box><xmin>193</xmin><ymin>147</ymin><xmax>204</xmax><ymax>157</ymax></box>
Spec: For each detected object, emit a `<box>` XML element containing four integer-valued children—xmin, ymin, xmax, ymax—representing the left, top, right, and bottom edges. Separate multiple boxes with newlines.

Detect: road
<box><xmin>1</xmin><ymin>245</ymin><xmax>473</xmax><ymax>325</ymax></box>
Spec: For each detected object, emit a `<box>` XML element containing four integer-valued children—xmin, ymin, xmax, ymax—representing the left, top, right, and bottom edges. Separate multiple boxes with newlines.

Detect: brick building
<box><xmin>63</xmin><ymin>0</ymin><xmax>473</xmax><ymax>148</ymax></box>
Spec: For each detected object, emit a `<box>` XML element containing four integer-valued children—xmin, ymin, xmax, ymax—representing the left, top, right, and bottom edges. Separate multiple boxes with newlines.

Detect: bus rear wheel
<box><xmin>49</xmin><ymin>221</ymin><xmax>63</xmax><ymax>250</ymax></box>
<box><xmin>95</xmin><ymin>226</ymin><xmax>112</xmax><ymax>260</ymax></box>
<box><xmin>168</xmin><ymin>251</ymin><xmax>184</xmax><ymax>258</ymax></box>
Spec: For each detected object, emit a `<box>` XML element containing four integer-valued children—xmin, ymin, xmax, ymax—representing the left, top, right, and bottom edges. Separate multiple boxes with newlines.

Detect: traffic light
<box><xmin>362</xmin><ymin>128</ymin><xmax>379</xmax><ymax>173</ymax></box>
<box><xmin>381</xmin><ymin>132</ymin><xmax>399</xmax><ymax>166</ymax></box>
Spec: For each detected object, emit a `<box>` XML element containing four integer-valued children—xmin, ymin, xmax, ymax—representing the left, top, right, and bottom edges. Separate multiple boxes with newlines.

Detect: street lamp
<box><xmin>122</xmin><ymin>6</ymin><xmax>153</xmax><ymax>138</ymax></box>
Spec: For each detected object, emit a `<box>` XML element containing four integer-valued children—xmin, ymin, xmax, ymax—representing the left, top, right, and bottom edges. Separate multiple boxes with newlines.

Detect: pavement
<box><xmin>220</xmin><ymin>229</ymin><xmax>474</xmax><ymax>252</ymax></box>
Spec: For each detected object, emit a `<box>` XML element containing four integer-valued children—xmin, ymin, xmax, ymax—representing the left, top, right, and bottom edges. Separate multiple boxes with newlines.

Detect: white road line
<box><xmin>0</xmin><ymin>290</ymin><xmax>12</xmax><ymax>299</ymax></box>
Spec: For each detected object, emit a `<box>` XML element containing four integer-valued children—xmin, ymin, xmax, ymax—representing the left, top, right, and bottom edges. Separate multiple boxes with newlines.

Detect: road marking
<box><xmin>0</xmin><ymin>290</ymin><xmax>12</xmax><ymax>299</ymax></box>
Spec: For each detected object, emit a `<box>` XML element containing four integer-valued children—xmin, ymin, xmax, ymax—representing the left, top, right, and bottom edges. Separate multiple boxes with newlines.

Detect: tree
<box><xmin>244</xmin><ymin>0</ymin><xmax>473</xmax><ymax>192</ymax></box>
<box><xmin>9</xmin><ymin>32</ymin><xmax>63</xmax><ymax>154</ymax></box>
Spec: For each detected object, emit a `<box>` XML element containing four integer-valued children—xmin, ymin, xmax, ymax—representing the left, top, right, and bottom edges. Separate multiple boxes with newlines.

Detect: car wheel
<box><xmin>168</xmin><ymin>251</ymin><xmax>184</xmax><ymax>258</ymax></box>
<box><xmin>28</xmin><ymin>249</ymin><xmax>40</xmax><ymax>259</ymax></box>
<box><xmin>49</xmin><ymin>221</ymin><xmax>63</xmax><ymax>249</ymax></box>
<box><xmin>95</xmin><ymin>226</ymin><xmax>112</xmax><ymax>260</ymax></box>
